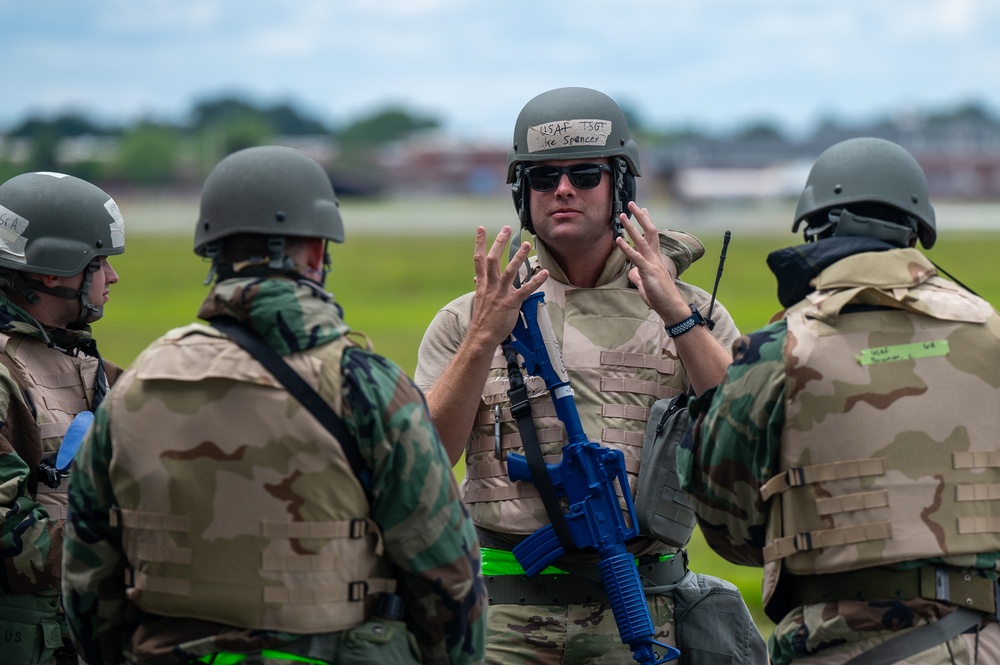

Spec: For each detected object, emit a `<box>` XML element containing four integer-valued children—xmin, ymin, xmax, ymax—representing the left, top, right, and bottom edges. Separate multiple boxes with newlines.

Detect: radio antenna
<box><xmin>705</xmin><ymin>230</ymin><xmax>731</xmax><ymax>330</ymax></box>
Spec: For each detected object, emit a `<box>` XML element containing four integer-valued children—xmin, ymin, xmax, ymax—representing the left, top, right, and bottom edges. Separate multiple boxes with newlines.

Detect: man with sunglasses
<box><xmin>416</xmin><ymin>87</ymin><xmax>765</xmax><ymax>664</ymax></box>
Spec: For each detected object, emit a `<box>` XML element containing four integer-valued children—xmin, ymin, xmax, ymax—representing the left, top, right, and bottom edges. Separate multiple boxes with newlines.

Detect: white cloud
<box><xmin>2</xmin><ymin>1</ymin><xmax>999</xmax><ymax>136</ymax></box>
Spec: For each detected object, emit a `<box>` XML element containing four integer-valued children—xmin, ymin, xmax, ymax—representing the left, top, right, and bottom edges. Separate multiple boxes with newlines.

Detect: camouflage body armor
<box><xmin>464</xmin><ymin>248</ymin><xmax>732</xmax><ymax>549</ymax></box>
<box><xmin>0</xmin><ymin>333</ymin><xmax>101</xmax><ymax>520</ymax></box>
<box><xmin>761</xmin><ymin>248</ymin><xmax>1000</xmax><ymax>601</ymax></box>
<box><xmin>106</xmin><ymin>324</ymin><xmax>395</xmax><ymax>633</ymax></box>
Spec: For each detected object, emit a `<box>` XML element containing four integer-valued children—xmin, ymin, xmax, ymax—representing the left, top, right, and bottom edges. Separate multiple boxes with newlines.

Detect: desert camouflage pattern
<box><xmin>104</xmin><ymin>325</ymin><xmax>399</xmax><ymax>633</ymax></box>
<box><xmin>773</xmin><ymin>249</ymin><xmax>1000</xmax><ymax>575</ymax></box>
<box><xmin>0</xmin><ymin>292</ymin><xmax>118</xmax><ymax>664</ymax></box>
<box><xmin>421</xmin><ymin>238</ymin><xmax>739</xmax><ymax>547</ymax></box>
<box><xmin>416</xmin><ymin>234</ymin><xmax>750</xmax><ymax>663</ymax></box>
<box><xmin>0</xmin><ymin>331</ymin><xmax>103</xmax><ymax>524</ymax></box>
<box><xmin>63</xmin><ymin>277</ymin><xmax>486</xmax><ymax>665</ymax></box>
<box><xmin>681</xmin><ymin>246</ymin><xmax>1000</xmax><ymax>664</ymax></box>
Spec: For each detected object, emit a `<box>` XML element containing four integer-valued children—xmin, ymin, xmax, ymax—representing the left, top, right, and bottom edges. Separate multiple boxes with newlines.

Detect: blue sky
<box><xmin>4</xmin><ymin>0</ymin><xmax>998</xmax><ymax>140</ymax></box>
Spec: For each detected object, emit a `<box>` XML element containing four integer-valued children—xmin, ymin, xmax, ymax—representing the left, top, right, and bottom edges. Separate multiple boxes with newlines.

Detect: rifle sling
<box><xmin>501</xmin><ymin>336</ymin><xmax>578</xmax><ymax>555</ymax></box>
<box><xmin>209</xmin><ymin>317</ymin><xmax>370</xmax><ymax>492</ymax></box>
<box><xmin>842</xmin><ymin>607</ymin><xmax>982</xmax><ymax>665</ymax></box>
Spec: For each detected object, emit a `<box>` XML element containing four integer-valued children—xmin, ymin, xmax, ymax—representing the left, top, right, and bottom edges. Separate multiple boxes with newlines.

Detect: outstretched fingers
<box><xmin>468</xmin><ymin>226</ymin><xmax>548</xmax><ymax>346</ymax></box>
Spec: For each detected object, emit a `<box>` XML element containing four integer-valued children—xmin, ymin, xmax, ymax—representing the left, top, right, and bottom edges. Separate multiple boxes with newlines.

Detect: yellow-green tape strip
<box><xmin>856</xmin><ymin>340</ymin><xmax>949</xmax><ymax>366</ymax></box>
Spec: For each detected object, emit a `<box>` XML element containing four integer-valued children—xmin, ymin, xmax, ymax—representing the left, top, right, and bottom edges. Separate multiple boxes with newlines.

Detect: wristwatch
<box><xmin>665</xmin><ymin>303</ymin><xmax>707</xmax><ymax>338</ymax></box>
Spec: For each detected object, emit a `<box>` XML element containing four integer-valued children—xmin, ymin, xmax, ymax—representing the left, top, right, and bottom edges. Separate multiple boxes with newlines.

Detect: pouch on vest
<box><xmin>335</xmin><ymin>617</ymin><xmax>422</xmax><ymax>665</ymax></box>
<box><xmin>635</xmin><ymin>393</ymin><xmax>697</xmax><ymax>547</ymax></box>
<box><xmin>0</xmin><ymin>589</ymin><xmax>62</xmax><ymax>665</ymax></box>
<box><xmin>672</xmin><ymin>573</ymin><xmax>768</xmax><ymax>665</ymax></box>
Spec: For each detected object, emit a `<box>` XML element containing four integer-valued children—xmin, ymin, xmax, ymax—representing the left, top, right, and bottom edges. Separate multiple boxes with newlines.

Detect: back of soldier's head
<box><xmin>793</xmin><ymin>137</ymin><xmax>936</xmax><ymax>249</ymax></box>
<box><xmin>194</xmin><ymin>146</ymin><xmax>344</xmax><ymax>281</ymax></box>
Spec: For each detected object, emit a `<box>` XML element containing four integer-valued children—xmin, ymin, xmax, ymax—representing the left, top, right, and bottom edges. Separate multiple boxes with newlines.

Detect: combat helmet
<box><xmin>793</xmin><ymin>137</ymin><xmax>936</xmax><ymax>249</ymax></box>
<box><xmin>0</xmin><ymin>171</ymin><xmax>126</xmax><ymax>323</ymax></box>
<box><xmin>507</xmin><ymin>87</ymin><xmax>641</xmax><ymax>235</ymax></box>
<box><xmin>195</xmin><ymin>145</ymin><xmax>344</xmax><ymax>282</ymax></box>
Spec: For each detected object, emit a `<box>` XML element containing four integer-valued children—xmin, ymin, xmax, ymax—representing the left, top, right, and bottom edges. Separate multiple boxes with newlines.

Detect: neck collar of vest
<box><xmin>767</xmin><ymin>236</ymin><xmax>898</xmax><ymax>308</ymax></box>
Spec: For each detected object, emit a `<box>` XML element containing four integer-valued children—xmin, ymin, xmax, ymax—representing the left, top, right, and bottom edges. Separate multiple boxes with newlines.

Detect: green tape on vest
<box><xmin>856</xmin><ymin>340</ymin><xmax>950</xmax><ymax>366</ymax></box>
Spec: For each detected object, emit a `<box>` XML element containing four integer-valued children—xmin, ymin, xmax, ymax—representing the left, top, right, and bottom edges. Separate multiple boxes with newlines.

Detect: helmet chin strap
<box><xmin>611</xmin><ymin>157</ymin><xmax>627</xmax><ymax>242</ymax></box>
<box><xmin>19</xmin><ymin>258</ymin><xmax>104</xmax><ymax>327</ymax></box>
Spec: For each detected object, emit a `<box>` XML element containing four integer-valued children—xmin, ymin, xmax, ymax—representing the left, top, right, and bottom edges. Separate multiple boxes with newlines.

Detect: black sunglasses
<box><xmin>523</xmin><ymin>163</ymin><xmax>612</xmax><ymax>191</ymax></box>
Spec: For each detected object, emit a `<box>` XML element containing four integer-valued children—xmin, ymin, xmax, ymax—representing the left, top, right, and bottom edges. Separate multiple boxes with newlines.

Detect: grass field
<box><xmin>95</xmin><ymin>203</ymin><xmax>1000</xmax><ymax>638</ymax></box>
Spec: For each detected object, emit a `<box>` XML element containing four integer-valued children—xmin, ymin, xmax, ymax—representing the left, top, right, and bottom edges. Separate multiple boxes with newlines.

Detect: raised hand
<box><xmin>614</xmin><ymin>203</ymin><xmax>686</xmax><ymax>317</ymax></box>
<box><xmin>468</xmin><ymin>225</ymin><xmax>548</xmax><ymax>347</ymax></box>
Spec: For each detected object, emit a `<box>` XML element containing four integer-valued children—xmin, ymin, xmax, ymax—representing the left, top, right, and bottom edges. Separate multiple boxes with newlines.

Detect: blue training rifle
<box><xmin>504</xmin><ymin>290</ymin><xmax>680</xmax><ymax>665</ymax></box>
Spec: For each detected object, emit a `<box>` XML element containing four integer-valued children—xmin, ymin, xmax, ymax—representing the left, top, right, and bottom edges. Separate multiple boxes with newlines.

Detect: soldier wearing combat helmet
<box><xmin>681</xmin><ymin>137</ymin><xmax>1000</xmax><ymax>664</ymax></box>
<box><xmin>416</xmin><ymin>87</ymin><xmax>766</xmax><ymax>663</ymax></box>
<box><xmin>0</xmin><ymin>171</ymin><xmax>125</xmax><ymax>665</ymax></box>
<box><xmin>62</xmin><ymin>146</ymin><xmax>486</xmax><ymax>665</ymax></box>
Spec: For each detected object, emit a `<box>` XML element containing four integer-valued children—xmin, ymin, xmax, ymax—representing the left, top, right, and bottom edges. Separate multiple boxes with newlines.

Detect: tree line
<box><xmin>1</xmin><ymin>94</ymin><xmax>996</xmax><ymax>192</ymax></box>
<box><xmin>0</xmin><ymin>96</ymin><xmax>440</xmax><ymax>191</ymax></box>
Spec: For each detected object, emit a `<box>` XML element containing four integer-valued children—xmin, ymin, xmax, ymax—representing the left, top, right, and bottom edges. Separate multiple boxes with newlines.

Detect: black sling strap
<box><xmin>500</xmin><ymin>336</ymin><xmax>578</xmax><ymax>555</ymax></box>
<box><xmin>209</xmin><ymin>316</ymin><xmax>370</xmax><ymax>490</ymax></box>
<box><xmin>842</xmin><ymin>607</ymin><xmax>982</xmax><ymax>665</ymax></box>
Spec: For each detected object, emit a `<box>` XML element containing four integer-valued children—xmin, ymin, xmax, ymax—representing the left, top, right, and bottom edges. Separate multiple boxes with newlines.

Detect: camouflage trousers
<box><xmin>769</xmin><ymin>601</ymin><xmax>1000</xmax><ymax>664</ymax></box>
<box><xmin>484</xmin><ymin>594</ymin><xmax>676</xmax><ymax>665</ymax></box>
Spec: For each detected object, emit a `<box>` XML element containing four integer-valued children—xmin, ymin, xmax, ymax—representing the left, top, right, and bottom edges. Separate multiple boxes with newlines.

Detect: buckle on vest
<box><xmin>784</xmin><ymin>466</ymin><xmax>806</xmax><ymax>488</ymax></box>
<box><xmin>508</xmin><ymin>385</ymin><xmax>531</xmax><ymax>420</ymax></box>
<box><xmin>349</xmin><ymin>518</ymin><xmax>367</xmax><ymax>539</ymax></box>
<box><xmin>793</xmin><ymin>531</ymin><xmax>814</xmax><ymax>552</ymax></box>
<box><xmin>348</xmin><ymin>580</ymin><xmax>368</xmax><ymax>602</ymax></box>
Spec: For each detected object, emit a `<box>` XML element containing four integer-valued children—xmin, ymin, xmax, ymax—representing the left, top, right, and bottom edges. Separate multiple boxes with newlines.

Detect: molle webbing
<box><xmin>762</xmin><ymin>457</ymin><xmax>893</xmax><ymax>562</ymax></box>
<box><xmin>760</xmin><ymin>457</ymin><xmax>885</xmax><ymax>501</ymax></box>
<box><xmin>763</xmin><ymin>522</ymin><xmax>893</xmax><ymax>563</ymax></box>
<box><xmin>489</xmin><ymin>350</ymin><xmax>676</xmax><ymax>375</ymax></box>
<box><xmin>600</xmin><ymin>377</ymin><xmax>679</xmax><ymax>401</ymax></box>
<box><xmin>35</xmin><ymin>483</ymin><xmax>69</xmax><ymax>520</ymax></box>
<box><xmin>465</xmin><ymin>454</ymin><xmax>640</xmax><ymax>481</ymax></box>
<box><xmin>788</xmin><ymin>566</ymin><xmax>1000</xmax><ymax>615</ymax></box>
<box><xmin>113</xmin><ymin>507</ymin><xmax>393</xmax><ymax>604</ymax></box>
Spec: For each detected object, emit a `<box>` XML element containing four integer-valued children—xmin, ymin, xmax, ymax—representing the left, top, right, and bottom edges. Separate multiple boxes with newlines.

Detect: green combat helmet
<box><xmin>793</xmin><ymin>137</ymin><xmax>936</xmax><ymax>249</ymax></box>
<box><xmin>195</xmin><ymin>145</ymin><xmax>344</xmax><ymax>283</ymax></box>
<box><xmin>0</xmin><ymin>171</ymin><xmax>126</xmax><ymax>324</ymax></box>
<box><xmin>506</xmin><ymin>86</ymin><xmax>641</xmax><ymax>236</ymax></box>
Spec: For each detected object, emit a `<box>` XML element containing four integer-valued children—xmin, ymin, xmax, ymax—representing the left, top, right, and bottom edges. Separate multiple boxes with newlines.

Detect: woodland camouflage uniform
<box><xmin>0</xmin><ymin>171</ymin><xmax>125</xmax><ymax>665</ymax></box>
<box><xmin>679</xmin><ymin>138</ymin><xmax>1000</xmax><ymax>665</ymax></box>
<box><xmin>64</xmin><ymin>277</ymin><xmax>487</xmax><ymax>665</ymax></box>
<box><xmin>62</xmin><ymin>145</ymin><xmax>487</xmax><ymax>665</ymax></box>
<box><xmin>0</xmin><ymin>295</ymin><xmax>121</xmax><ymax>665</ymax></box>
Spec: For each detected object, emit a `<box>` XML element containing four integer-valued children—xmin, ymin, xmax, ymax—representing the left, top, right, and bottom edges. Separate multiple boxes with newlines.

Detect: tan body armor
<box><xmin>761</xmin><ymin>250</ymin><xmax>1000</xmax><ymax>590</ymax></box>
<box><xmin>0</xmin><ymin>333</ymin><xmax>101</xmax><ymax>520</ymax></box>
<box><xmin>464</xmin><ymin>273</ymin><xmax>707</xmax><ymax>546</ymax></box>
<box><xmin>107</xmin><ymin>325</ymin><xmax>395</xmax><ymax>633</ymax></box>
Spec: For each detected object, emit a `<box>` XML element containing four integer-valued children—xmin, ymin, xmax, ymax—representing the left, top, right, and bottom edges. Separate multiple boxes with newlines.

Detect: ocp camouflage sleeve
<box><xmin>342</xmin><ymin>346</ymin><xmax>486</xmax><ymax>665</ymax></box>
<box><xmin>678</xmin><ymin>320</ymin><xmax>788</xmax><ymax>567</ymax></box>
<box><xmin>62</xmin><ymin>401</ymin><xmax>129</xmax><ymax>665</ymax></box>
<box><xmin>0</xmin><ymin>364</ymin><xmax>63</xmax><ymax>594</ymax></box>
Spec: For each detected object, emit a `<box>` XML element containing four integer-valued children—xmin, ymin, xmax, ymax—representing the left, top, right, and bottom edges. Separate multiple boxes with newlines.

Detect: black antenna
<box><xmin>930</xmin><ymin>259</ymin><xmax>980</xmax><ymax>298</ymax></box>
<box><xmin>705</xmin><ymin>230</ymin><xmax>731</xmax><ymax>330</ymax></box>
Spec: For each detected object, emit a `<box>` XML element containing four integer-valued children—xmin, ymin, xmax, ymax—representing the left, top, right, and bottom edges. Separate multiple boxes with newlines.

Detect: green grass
<box><xmin>96</xmin><ymin>227</ymin><xmax>1000</xmax><ymax>639</ymax></box>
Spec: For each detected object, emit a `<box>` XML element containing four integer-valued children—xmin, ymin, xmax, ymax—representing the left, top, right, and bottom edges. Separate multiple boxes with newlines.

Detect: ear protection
<box><xmin>511</xmin><ymin>157</ymin><xmax>637</xmax><ymax>237</ymax></box>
